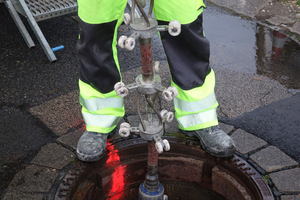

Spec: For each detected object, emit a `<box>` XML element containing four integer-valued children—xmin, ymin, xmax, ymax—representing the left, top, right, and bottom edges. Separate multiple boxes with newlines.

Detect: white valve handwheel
<box><xmin>162</xmin><ymin>90</ymin><xmax>173</xmax><ymax>101</ymax></box>
<box><xmin>119</xmin><ymin>127</ymin><xmax>130</xmax><ymax>137</ymax></box>
<box><xmin>155</xmin><ymin>142</ymin><xmax>163</xmax><ymax>153</ymax></box>
<box><xmin>123</xmin><ymin>13</ymin><xmax>131</xmax><ymax>25</ymax></box>
<box><xmin>120</xmin><ymin>122</ymin><xmax>131</xmax><ymax>129</ymax></box>
<box><xmin>118</xmin><ymin>35</ymin><xmax>127</xmax><ymax>48</ymax></box>
<box><xmin>160</xmin><ymin>109</ymin><xmax>168</xmax><ymax>119</ymax></box>
<box><xmin>166</xmin><ymin>112</ymin><xmax>174</xmax><ymax>123</ymax></box>
<box><xmin>125</xmin><ymin>37</ymin><xmax>135</xmax><ymax>51</ymax></box>
<box><xmin>162</xmin><ymin>139</ymin><xmax>170</xmax><ymax>151</ymax></box>
<box><xmin>168</xmin><ymin>86</ymin><xmax>178</xmax><ymax>97</ymax></box>
<box><xmin>168</xmin><ymin>20</ymin><xmax>181</xmax><ymax>36</ymax></box>
<box><xmin>116</xmin><ymin>86</ymin><xmax>129</xmax><ymax>97</ymax></box>
<box><xmin>114</xmin><ymin>82</ymin><xmax>125</xmax><ymax>91</ymax></box>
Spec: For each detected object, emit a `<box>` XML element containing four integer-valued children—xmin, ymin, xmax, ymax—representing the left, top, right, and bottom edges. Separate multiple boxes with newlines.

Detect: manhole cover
<box><xmin>55</xmin><ymin>137</ymin><xmax>274</xmax><ymax>200</ymax></box>
<box><xmin>290</xmin><ymin>51</ymin><xmax>300</xmax><ymax>68</ymax></box>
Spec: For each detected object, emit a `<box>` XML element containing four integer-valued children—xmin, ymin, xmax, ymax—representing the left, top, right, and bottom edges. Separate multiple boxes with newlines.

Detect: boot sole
<box><xmin>76</xmin><ymin>150</ymin><xmax>104</xmax><ymax>162</ymax></box>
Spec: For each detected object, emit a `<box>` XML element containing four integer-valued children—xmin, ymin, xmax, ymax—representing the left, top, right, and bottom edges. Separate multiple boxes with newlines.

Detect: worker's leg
<box><xmin>76</xmin><ymin>0</ymin><xmax>127</xmax><ymax>162</ymax></box>
<box><xmin>153</xmin><ymin>0</ymin><xmax>235</xmax><ymax>157</ymax></box>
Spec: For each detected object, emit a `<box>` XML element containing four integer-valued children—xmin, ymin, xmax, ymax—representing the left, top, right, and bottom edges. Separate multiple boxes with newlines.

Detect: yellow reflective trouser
<box><xmin>172</xmin><ymin>71</ymin><xmax>218</xmax><ymax>131</ymax></box>
<box><xmin>77</xmin><ymin>0</ymin><xmax>218</xmax><ymax>133</ymax></box>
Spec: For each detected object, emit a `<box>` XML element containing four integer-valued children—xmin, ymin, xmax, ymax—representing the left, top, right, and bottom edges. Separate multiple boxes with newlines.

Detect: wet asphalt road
<box><xmin>1</xmin><ymin>2</ymin><xmax>300</xmax><ymax>198</ymax></box>
<box><xmin>222</xmin><ymin>94</ymin><xmax>300</xmax><ymax>163</ymax></box>
<box><xmin>0</xmin><ymin>4</ymin><xmax>80</xmax><ymax>196</ymax></box>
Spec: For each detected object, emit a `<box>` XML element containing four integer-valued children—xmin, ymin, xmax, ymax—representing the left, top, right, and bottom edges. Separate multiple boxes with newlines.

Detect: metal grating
<box><xmin>24</xmin><ymin>0</ymin><xmax>77</xmax><ymax>21</ymax></box>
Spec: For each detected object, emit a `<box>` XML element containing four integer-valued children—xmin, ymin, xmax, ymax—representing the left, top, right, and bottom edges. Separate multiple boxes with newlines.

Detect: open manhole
<box><xmin>55</xmin><ymin>137</ymin><xmax>274</xmax><ymax>200</ymax></box>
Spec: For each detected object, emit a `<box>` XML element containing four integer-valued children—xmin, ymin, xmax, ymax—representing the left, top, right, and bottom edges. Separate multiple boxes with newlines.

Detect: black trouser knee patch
<box><xmin>158</xmin><ymin>14</ymin><xmax>211</xmax><ymax>90</ymax></box>
<box><xmin>77</xmin><ymin>18</ymin><xmax>120</xmax><ymax>93</ymax></box>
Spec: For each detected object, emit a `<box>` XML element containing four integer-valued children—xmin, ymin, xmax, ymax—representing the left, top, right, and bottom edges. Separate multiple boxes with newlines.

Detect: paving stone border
<box><xmin>231</xmin><ymin>129</ymin><xmax>268</xmax><ymax>154</ymax></box>
<box><xmin>3</xmin><ymin>119</ymin><xmax>300</xmax><ymax>200</ymax></box>
<box><xmin>2</xmin><ymin>0</ymin><xmax>300</xmax><ymax>198</ymax></box>
<box><xmin>250</xmin><ymin>146</ymin><xmax>299</xmax><ymax>173</ymax></box>
<box><xmin>4</xmin><ymin>165</ymin><xmax>58</xmax><ymax>198</ymax></box>
<box><xmin>30</xmin><ymin>143</ymin><xmax>76</xmax><ymax>170</ymax></box>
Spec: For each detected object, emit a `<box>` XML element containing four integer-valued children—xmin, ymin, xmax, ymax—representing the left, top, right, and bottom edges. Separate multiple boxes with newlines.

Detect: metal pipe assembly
<box><xmin>114</xmin><ymin>0</ymin><xmax>181</xmax><ymax>199</ymax></box>
<box><xmin>140</xmin><ymin>38</ymin><xmax>154</xmax><ymax>83</ymax></box>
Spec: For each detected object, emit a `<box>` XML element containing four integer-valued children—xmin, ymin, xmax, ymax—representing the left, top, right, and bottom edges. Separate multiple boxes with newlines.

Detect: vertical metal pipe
<box><xmin>135</xmin><ymin>0</ymin><xmax>150</xmax><ymax>27</ymax></box>
<box><xmin>147</xmin><ymin>141</ymin><xmax>158</xmax><ymax>175</ymax></box>
<box><xmin>144</xmin><ymin>141</ymin><xmax>159</xmax><ymax>192</ymax></box>
<box><xmin>148</xmin><ymin>0</ymin><xmax>154</xmax><ymax>17</ymax></box>
<box><xmin>139</xmin><ymin>38</ymin><xmax>153</xmax><ymax>83</ymax></box>
<box><xmin>145</xmin><ymin>95</ymin><xmax>162</xmax><ymax>126</ymax></box>
<box><xmin>145</xmin><ymin>95</ymin><xmax>154</xmax><ymax>127</ymax></box>
<box><xmin>137</xmin><ymin>93</ymin><xmax>146</xmax><ymax>131</ymax></box>
<box><xmin>131</xmin><ymin>0</ymin><xmax>136</xmax><ymax>24</ymax></box>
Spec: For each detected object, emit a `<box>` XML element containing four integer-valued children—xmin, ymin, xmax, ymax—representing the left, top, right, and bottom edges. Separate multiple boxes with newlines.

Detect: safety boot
<box><xmin>182</xmin><ymin>126</ymin><xmax>236</xmax><ymax>158</ymax></box>
<box><xmin>76</xmin><ymin>131</ymin><xmax>109</xmax><ymax>162</ymax></box>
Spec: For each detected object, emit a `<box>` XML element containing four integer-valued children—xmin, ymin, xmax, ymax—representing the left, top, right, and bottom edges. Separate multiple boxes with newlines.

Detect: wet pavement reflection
<box><xmin>1</xmin><ymin>3</ymin><xmax>299</xmax><ymax>199</ymax></box>
<box><xmin>255</xmin><ymin>25</ymin><xmax>300</xmax><ymax>89</ymax></box>
<box><xmin>205</xmin><ymin>6</ymin><xmax>300</xmax><ymax>89</ymax></box>
<box><xmin>105</xmin><ymin>142</ymin><xmax>126</xmax><ymax>199</ymax></box>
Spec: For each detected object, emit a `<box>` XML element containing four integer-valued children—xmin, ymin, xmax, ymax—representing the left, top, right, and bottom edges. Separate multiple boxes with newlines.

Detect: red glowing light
<box><xmin>106</xmin><ymin>141</ymin><xmax>126</xmax><ymax>199</ymax></box>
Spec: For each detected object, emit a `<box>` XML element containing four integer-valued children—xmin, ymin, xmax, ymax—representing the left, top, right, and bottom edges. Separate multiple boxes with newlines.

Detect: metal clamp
<box><xmin>162</xmin><ymin>86</ymin><xmax>178</xmax><ymax>101</ymax></box>
<box><xmin>153</xmin><ymin>135</ymin><xmax>170</xmax><ymax>153</ymax></box>
<box><xmin>114</xmin><ymin>82</ymin><xmax>129</xmax><ymax>97</ymax></box>
<box><xmin>118</xmin><ymin>122</ymin><xmax>140</xmax><ymax>138</ymax></box>
<box><xmin>160</xmin><ymin>110</ymin><xmax>174</xmax><ymax>123</ymax></box>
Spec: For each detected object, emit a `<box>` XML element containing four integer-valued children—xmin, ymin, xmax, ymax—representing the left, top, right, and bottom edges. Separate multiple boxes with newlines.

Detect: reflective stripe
<box><xmin>80</xmin><ymin>95</ymin><xmax>123</xmax><ymax>112</ymax></box>
<box><xmin>171</xmin><ymin>70</ymin><xmax>216</xmax><ymax>102</ymax></box>
<box><xmin>82</xmin><ymin>112</ymin><xmax>121</xmax><ymax>128</ymax></box>
<box><xmin>177</xmin><ymin>108</ymin><xmax>217</xmax><ymax>128</ymax></box>
<box><xmin>174</xmin><ymin>92</ymin><xmax>217</xmax><ymax>113</ymax></box>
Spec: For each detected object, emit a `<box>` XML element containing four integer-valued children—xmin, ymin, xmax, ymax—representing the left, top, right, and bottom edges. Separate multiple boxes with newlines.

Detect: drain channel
<box><xmin>55</xmin><ymin>137</ymin><xmax>274</xmax><ymax>200</ymax></box>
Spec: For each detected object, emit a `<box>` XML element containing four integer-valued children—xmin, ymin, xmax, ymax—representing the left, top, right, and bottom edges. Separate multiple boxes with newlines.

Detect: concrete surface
<box><xmin>1</xmin><ymin>0</ymin><xmax>300</xmax><ymax>199</ymax></box>
<box><xmin>29</xmin><ymin>90</ymin><xmax>82</xmax><ymax>136</ymax></box>
<box><xmin>30</xmin><ymin>143</ymin><xmax>75</xmax><ymax>170</ymax></box>
<box><xmin>281</xmin><ymin>195</ymin><xmax>300</xmax><ymax>200</ymax></box>
<box><xmin>250</xmin><ymin>146</ymin><xmax>299</xmax><ymax>172</ymax></box>
<box><xmin>270</xmin><ymin>168</ymin><xmax>300</xmax><ymax>193</ymax></box>
<box><xmin>5</xmin><ymin>165</ymin><xmax>58</xmax><ymax>193</ymax></box>
<box><xmin>231</xmin><ymin>129</ymin><xmax>268</xmax><ymax>154</ymax></box>
<box><xmin>223</xmin><ymin>94</ymin><xmax>300</xmax><ymax>163</ymax></box>
<box><xmin>56</xmin><ymin>128</ymin><xmax>85</xmax><ymax>151</ymax></box>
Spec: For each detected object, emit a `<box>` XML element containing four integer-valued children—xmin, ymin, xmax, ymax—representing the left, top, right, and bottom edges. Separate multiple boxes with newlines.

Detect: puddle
<box><xmin>204</xmin><ymin>6</ymin><xmax>300</xmax><ymax>89</ymax></box>
<box><xmin>255</xmin><ymin>25</ymin><xmax>300</xmax><ymax>89</ymax></box>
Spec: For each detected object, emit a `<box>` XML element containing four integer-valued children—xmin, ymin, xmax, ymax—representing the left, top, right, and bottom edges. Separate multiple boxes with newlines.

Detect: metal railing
<box><xmin>3</xmin><ymin>0</ymin><xmax>78</xmax><ymax>62</ymax></box>
<box><xmin>2</xmin><ymin>0</ymin><xmax>145</xmax><ymax>62</ymax></box>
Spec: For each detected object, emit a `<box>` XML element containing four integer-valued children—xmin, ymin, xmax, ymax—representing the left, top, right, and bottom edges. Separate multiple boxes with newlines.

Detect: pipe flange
<box><xmin>136</xmin><ymin>74</ymin><xmax>162</xmax><ymax>95</ymax></box>
<box><xmin>130</xmin><ymin>18</ymin><xmax>158</xmax><ymax>39</ymax></box>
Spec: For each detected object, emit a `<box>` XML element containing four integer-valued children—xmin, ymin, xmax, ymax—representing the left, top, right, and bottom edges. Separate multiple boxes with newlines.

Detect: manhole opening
<box><xmin>55</xmin><ymin>137</ymin><xmax>274</xmax><ymax>200</ymax></box>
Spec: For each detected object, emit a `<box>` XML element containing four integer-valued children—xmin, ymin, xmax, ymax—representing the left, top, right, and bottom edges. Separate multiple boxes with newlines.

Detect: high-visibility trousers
<box><xmin>77</xmin><ymin>0</ymin><xmax>219</xmax><ymax>133</ymax></box>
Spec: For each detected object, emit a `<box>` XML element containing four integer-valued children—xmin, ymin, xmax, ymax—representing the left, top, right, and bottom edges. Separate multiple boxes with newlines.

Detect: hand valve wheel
<box><xmin>114</xmin><ymin>82</ymin><xmax>129</xmax><ymax>97</ymax></box>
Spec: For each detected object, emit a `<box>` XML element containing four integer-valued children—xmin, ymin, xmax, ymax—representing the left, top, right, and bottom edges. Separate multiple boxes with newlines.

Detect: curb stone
<box><xmin>250</xmin><ymin>146</ymin><xmax>299</xmax><ymax>173</ymax></box>
<box><xmin>2</xmin><ymin>121</ymin><xmax>300</xmax><ymax>199</ymax></box>
<box><xmin>30</xmin><ymin>143</ymin><xmax>75</xmax><ymax>170</ymax></box>
<box><xmin>231</xmin><ymin>129</ymin><xmax>268</xmax><ymax>154</ymax></box>
<box><xmin>2</xmin><ymin>1</ymin><xmax>300</xmax><ymax>199</ymax></box>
